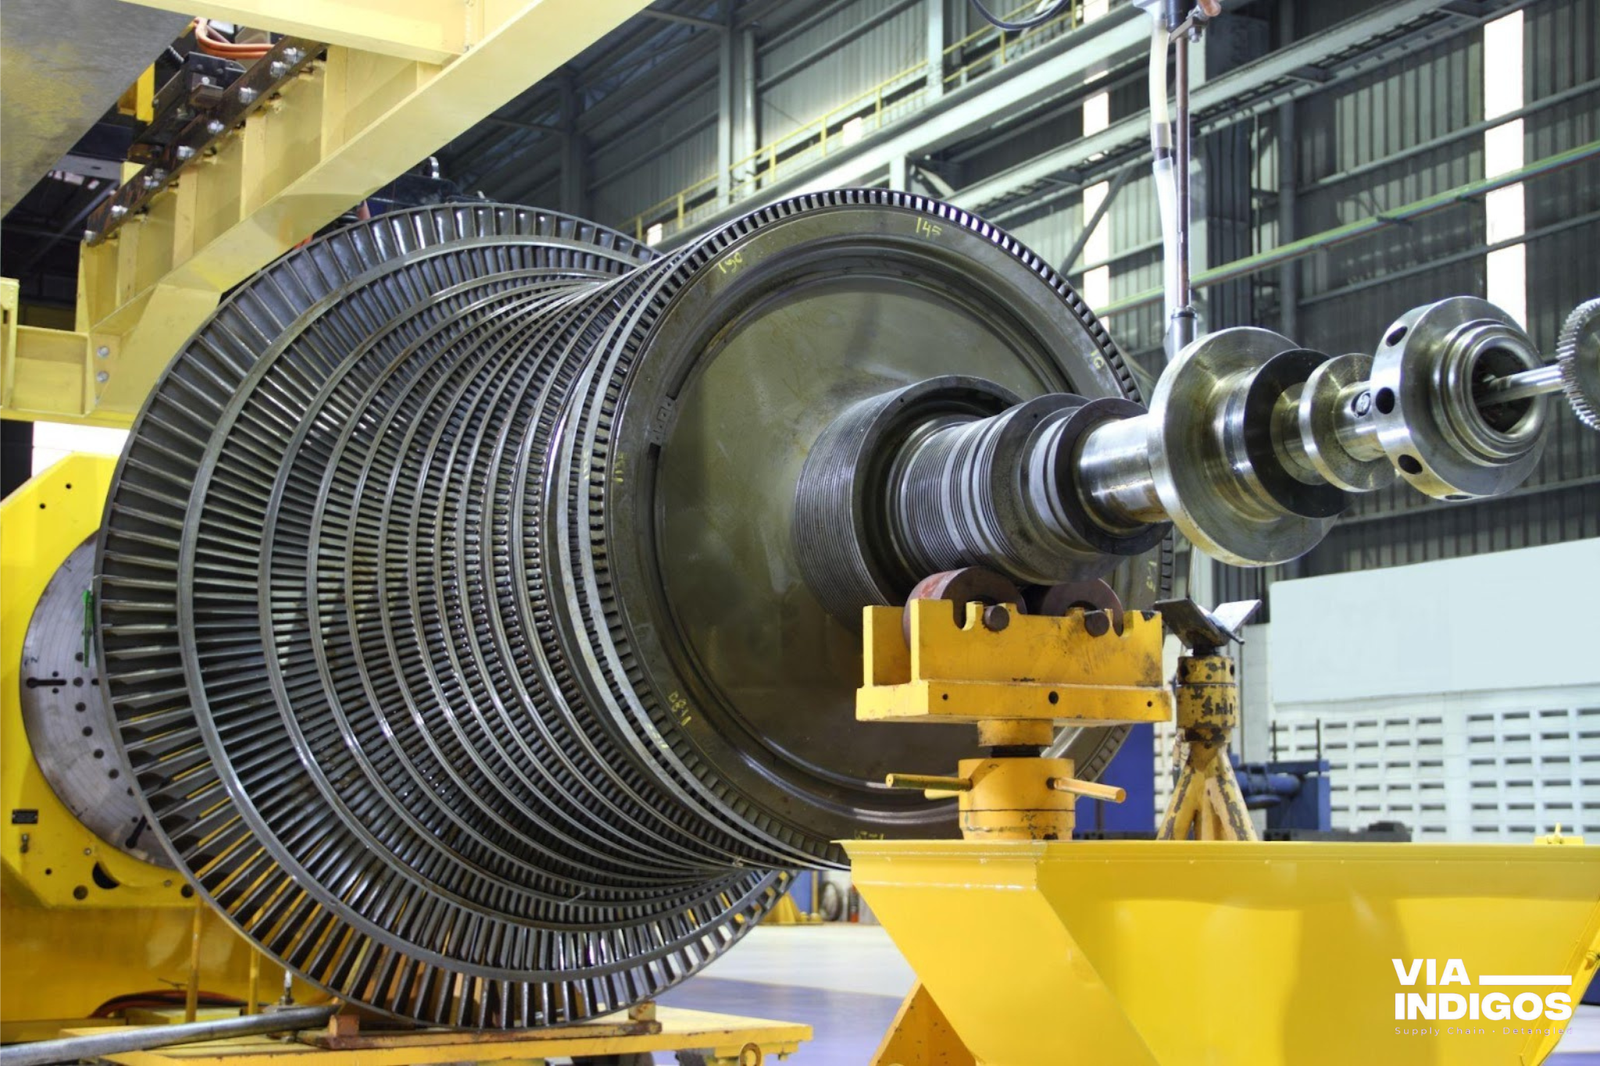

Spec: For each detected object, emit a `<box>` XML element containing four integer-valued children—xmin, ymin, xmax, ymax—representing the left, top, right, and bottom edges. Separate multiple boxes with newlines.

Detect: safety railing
<box><xmin>627</xmin><ymin>0</ymin><xmax>1086</xmax><ymax>244</ymax></box>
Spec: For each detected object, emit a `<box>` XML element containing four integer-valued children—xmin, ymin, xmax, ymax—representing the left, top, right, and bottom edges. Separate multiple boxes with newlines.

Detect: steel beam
<box><xmin>1060</xmin><ymin>164</ymin><xmax>1133</xmax><ymax>274</ymax></box>
<box><xmin>560</xmin><ymin>73</ymin><xmax>587</xmax><ymax>217</ymax></box>
<box><xmin>1276</xmin><ymin>0</ymin><xmax>1297</xmax><ymax>338</ymax></box>
<box><xmin>660</xmin><ymin>6</ymin><xmax>1149</xmax><ymax>247</ymax></box>
<box><xmin>1093</xmin><ymin>140</ymin><xmax>1600</xmax><ymax>318</ymax></box>
<box><xmin>641</xmin><ymin>8</ymin><xmax>723</xmax><ymax>30</ymax></box>
<box><xmin>958</xmin><ymin>0</ymin><xmax>1524</xmax><ymax>218</ymax></box>
<box><xmin>740</xmin><ymin>27</ymin><xmax>759</xmax><ymax>168</ymax></box>
<box><xmin>2</xmin><ymin>0</ymin><xmax>656</xmax><ymax>426</ymax></box>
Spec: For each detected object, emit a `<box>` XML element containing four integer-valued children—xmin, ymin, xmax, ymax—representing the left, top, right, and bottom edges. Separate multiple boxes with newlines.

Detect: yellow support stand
<box><xmin>848</xmin><ymin>840</ymin><xmax>1600</xmax><ymax>1066</ymax></box>
<box><xmin>865</xmin><ymin>598</ymin><xmax>1168</xmax><ymax>842</ymax></box>
<box><xmin>850</xmin><ymin>589</ymin><xmax>1600</xmax><ymax>1065</ymax></box>
<box><xmin>1</xmin><ymin>0</ymin><xmax>659</xmax><ymax>428</ymax></box>
<box><xmin>1156</xmin><ymin>654</ymin><xmax>1256</xmax><ymax>841</ymax></box>
<box><xmin>872</xmin><ymin>983</ymin><xmax>975</xmax><ymax>1066</ymax></box>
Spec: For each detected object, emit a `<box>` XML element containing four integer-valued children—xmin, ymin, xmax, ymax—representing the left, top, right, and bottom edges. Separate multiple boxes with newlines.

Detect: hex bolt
<box><xmin>96</xmin><ymin>371</ymin><xmax>110</xmax><ymax>384</ymax></box>
<box><xmin>1352</xmin><ymin>390</ymin><xmax>1373</xmax><ymax>416</ymax></box>
<box><xmin>269</xmin><ymin>61</ymin><xmax>287</xmax><ymax>78</ymax></box>
<box><xmin>109</xmin><ymin>205</ymin><xmax>128</xmax><ymax>219</ymax></box>
<box><xmin>206</xmin><ymin>119</ymin><xmax>227</xmax><ymax>135</ymax></box>
<box><xmin>175</xmin><ymin>145</ymin><xmax>197</xmax><ymax>161</ymax></box>
<box><xmin>238</xmin><ymin>87</ymin><xmax>258</xmax><ymax>104</ymax></box>
<box><xmin>96</xmin><ymin>346</ymin><xmax>110</xmax><ymax>359</ymax></box>
<box><xmin>283</xmin><ymin>47</ymin><xmax>304</xmax><ymax>63</ymax></box>
<box><xmin>83</xmin><ymin>229</ymin><xmax>99</xmax><ymax>243</ymax></box>
<box><xmin>981</xmin><ymin>604</ymin><xmax>1011</xmax><ymax>632</ymax></box>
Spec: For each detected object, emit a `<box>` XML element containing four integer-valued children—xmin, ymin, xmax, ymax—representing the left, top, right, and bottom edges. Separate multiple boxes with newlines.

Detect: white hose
<box><xmin>1148</xmin><ymin>20</ymin><xmax>1171</xmax><ymax>146</ymax></box>
<box><xmin>1149</xmin><ymin>18</ymin><xmax>1181</xmax><ymax>326</ymax></box>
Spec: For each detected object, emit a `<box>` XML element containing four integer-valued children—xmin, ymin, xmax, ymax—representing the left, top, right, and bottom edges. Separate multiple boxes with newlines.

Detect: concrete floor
<box><xmin>659</xmin><ymin>924</ymin><xmax>910</xmax><ymax>1062</ymax></box>
<box><xmin>657</xmin><ymin>924</ymin><xmax>1600</xmax><ymax>1064</ymax></box>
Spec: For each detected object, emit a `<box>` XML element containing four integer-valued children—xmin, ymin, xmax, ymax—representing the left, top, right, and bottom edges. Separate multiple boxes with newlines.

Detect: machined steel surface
<box><xmin>19</xmin><ymin>540</ymin><xmax>166</xmax><ymax>867</ymax></box>
<box><xmin>1078</xmin><ymin>327</ymin><xmax>1344</xmax><ymax>566</ymax></box>
<box><xmin>1063</xmin><ymin>297</ymin><xmax>1582</xmax><ymax>568</ymax></box>
<box><xmin>1369</xmin><ymin>297</ymin><xmax>1547</xmax><ymax>500</ymax></box>
<box><xmin>96</xmin><ymin>195</ymin><xmax>1167</xmax><ymax>1027</ymax></box>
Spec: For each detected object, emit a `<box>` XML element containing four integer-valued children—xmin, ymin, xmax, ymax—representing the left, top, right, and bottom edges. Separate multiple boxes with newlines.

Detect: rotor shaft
<box><xmin>1475</xmin><ymin>361</ymin><xmax>1564</xmax><ymax>404</ymax></box>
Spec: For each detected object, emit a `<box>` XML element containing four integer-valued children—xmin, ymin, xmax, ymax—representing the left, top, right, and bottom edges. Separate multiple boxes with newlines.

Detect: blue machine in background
<box><xmin>1231</xmin><ymin>756</ymin><xmax>1332</xmax><ymax>833</ymax></box>
<box><xmin>1076</xmin><ymin>723</ymin><xmax>1157</xmax><ymax>834</ymax></box>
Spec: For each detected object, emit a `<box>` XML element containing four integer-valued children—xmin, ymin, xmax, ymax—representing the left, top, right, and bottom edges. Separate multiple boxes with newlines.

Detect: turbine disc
<box><xmin>97</xmin><ymin>195</ymin><xmax>1169</xmax><ymax>1027</ymax></box>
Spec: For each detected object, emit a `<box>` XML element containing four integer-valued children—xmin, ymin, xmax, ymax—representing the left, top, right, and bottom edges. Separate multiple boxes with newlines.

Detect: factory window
<box><xmin>1482</xmin><ymin>11</ymin><xmax>1526</xmax><ymax>326</ymax></box>
<box><xmin>30</xmin><ymin>422</ymin><xmax>129</xmax><ymax>476</ymax></box>
<box><xmin>1078</xmin><ymin>89</ymin><xmax>1113</xmax><ymax>310</ymax></box>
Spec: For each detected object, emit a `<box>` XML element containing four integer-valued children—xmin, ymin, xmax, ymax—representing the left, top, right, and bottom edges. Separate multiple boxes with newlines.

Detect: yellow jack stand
<box><xmin>1155</xmin><ymin>598</ymin><xmax>1259</xmax><ymax>841</ymax></box>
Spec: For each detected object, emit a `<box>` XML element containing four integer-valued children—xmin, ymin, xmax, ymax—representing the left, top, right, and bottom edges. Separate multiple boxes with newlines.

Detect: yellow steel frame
<box><xmin>64</xmin><ymin>1007</ymin><xmax>809</xmax><ymax>1066</ymax></box>
<box><xmin>850</xmin><ymin>839</ymin><xmax>1600</xmax><ymax>1066</ymax></box>
<box><xmin>0</xmin><ymin>456</ymin><xmax>304</xmax><ymax>1030</ymax></box>
<box><xmin>859</xmin><ymin>599</ymin><xmax>1170</xmax><ymax>726</ymax></box>
<box><xmin>0</xmin><ymin>0</ymin><xmax>656</xmax><ymax>428</ymax></box>
<box><xmin>0</xmin><ymin>454</ymin><xmax>176</xmax><ymax>908</ymax></box>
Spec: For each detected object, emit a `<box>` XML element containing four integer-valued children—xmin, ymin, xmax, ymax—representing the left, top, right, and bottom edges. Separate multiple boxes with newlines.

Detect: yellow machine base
<box><xmin>2</xmin><ymin>456</ymin><xmax>313</xmax><ymax>1028</ymax></box>
<box><xmin>55</xmin><ymin>1006</ymin><xmax>809</xmax><ymax>1066</ymax></box>
<box><xmin>848</xmin><ymin>839</ymin><xmax>1600</xmax><ymax>1066</ymax></box>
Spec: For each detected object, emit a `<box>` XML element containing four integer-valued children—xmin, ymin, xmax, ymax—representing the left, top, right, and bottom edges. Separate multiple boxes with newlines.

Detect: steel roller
<box><xmin>95</xmin><ymin>195</ymin><xmax>1168</xmax><ymax>1027</ymax></box>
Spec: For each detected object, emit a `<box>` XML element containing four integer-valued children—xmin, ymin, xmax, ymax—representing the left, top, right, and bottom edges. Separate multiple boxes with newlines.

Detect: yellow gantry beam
<box><xmin>122</xmin><ymin>0</ymin><xmax>476</xmax><ymax>64</ymax></box>
<box><xmin>1</xmin><ymin>0</ymin><xmax>655</xmax><ymax>428</ymax></box>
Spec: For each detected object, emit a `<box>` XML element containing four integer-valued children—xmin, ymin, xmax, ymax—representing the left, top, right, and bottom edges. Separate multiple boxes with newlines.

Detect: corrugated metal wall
<box><xmin>758</xmin><ymin>0</ymin><xmax>927</xmax><ymax>143</ymax></box>
<box><xmin>589</xmin><ymin>82</ymin><xmax>721</xmax><ymax>224</ymax></box>
<box><xmin>1185</xmin><ymin>1</ymin><xmax>1600</xmax><ymax>611</ymax></box>
<box><xmin>1295</xmin><ymin>31</ymin><xmax>1485</xmax><ymax>355</ymax></box>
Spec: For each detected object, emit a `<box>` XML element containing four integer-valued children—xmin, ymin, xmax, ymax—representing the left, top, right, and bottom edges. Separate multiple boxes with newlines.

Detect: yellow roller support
<box><xmin>848</xmin><ymin>840</ymin><xmax>1600</xmax><ymax>1066</ymax></box>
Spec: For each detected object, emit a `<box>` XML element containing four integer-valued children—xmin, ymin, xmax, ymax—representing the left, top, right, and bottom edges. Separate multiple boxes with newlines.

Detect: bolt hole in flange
<box><xmin>1398</xmin><ymin>455</ymin><xmax>1424</xmax><ymax>475</ymax></box>
<box><xmin>1375</xmin><ymin>387</ymin><xmax>1396</xmax><ymax>414</ymax></box>
<box><xmin>1387</xmin><ymin>326</ymin><xmax>1409</xmax><ymax>346</ymax></box>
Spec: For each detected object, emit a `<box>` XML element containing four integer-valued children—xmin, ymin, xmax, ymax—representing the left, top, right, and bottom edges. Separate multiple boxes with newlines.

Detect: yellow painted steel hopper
<box><xmin>847</xmin><ymin>840</ymin><xmax>1600</xmax><ymax>1066</ymax></box>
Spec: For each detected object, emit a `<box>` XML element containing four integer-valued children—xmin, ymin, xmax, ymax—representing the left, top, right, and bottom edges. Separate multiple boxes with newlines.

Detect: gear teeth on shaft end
<box><xmin>1557</xmin><ymin>297</ymin><xmax>1600</xmax><ymax>430</ymax></box>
